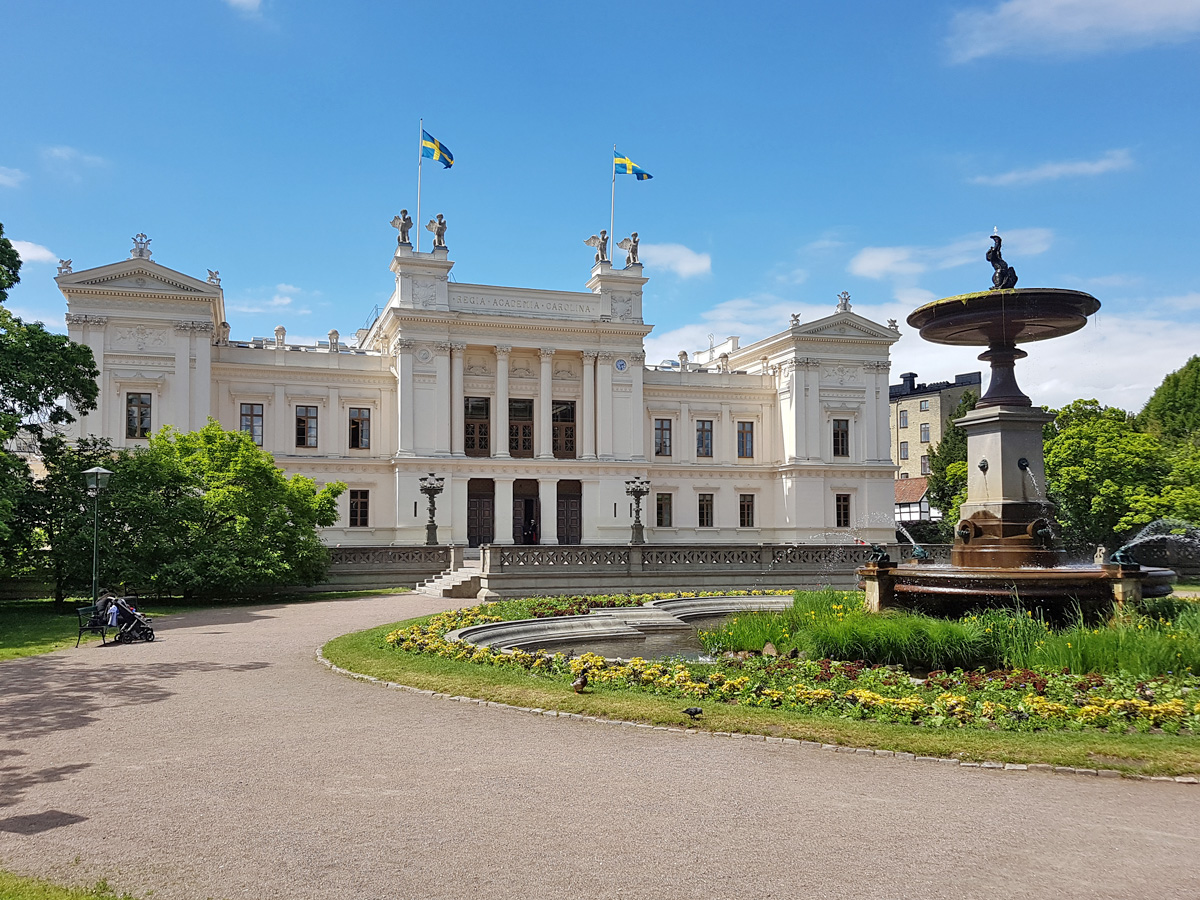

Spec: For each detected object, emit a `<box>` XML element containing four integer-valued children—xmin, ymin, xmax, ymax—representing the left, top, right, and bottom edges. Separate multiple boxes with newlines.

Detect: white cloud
<box><xmin>1157</xmin><ymin>292</ymin><xmax>1200</xmax><ymax>310</ymax></box>
<box><xmin>11</xmin><ymin>241</ymin><xmax>56</xmax><ymax>264</ymax></box>
<box><xmin>971</xmin><ymin>149</ymin><xmax>1133</xmax><ymax>186</ymax></box>
<box><xmin>948</xmin><ymin>0</ymin><xmax>1200</xmax><ymax>63</ymax></box>
<box><xmin>0</xmin><ymin>166</ymin><xmax>27</xmax><ymax>188</ymax></box>
<box><xmin>224</xmin><ymin>0</ymin><xmax>262</xmax><ymax>12</ymax></box>
<box><xmin>639</xmin><ymin>243</ymin><xmax>712</xmax><ymax>278</ymax></box>
<box><xmin>41</xmin><ymin>145</ymin><xmax>106</xmax><ymax>183</ymax></box>
<box><xmin>230</xmin><ymin>283</ymin><xmax>314</xmax><ymax>315</ymax></box>
<box><xmin>276</xmin><ymin>282</ymin><xmax>302</xmax><ymax>294</ymax></box>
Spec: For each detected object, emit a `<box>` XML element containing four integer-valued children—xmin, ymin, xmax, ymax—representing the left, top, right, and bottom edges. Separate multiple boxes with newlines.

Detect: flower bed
<box><xmin>381</xmin><ymin>592</ymin><xmax>1200</xmax><ymax>735</ymax></box>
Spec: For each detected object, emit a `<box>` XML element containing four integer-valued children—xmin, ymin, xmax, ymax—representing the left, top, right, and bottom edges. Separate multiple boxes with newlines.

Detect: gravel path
<box><xmin>2</xmin><ymin>593</ymin><xmax>1198</xmax><ymax>900</ymax></box>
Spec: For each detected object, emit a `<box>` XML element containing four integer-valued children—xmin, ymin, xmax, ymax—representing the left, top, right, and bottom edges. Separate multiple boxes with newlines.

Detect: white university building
<box><xmin>57</xmin><ymin>230</ymin><xmax>901</xmax><ymax>548</ymax></box>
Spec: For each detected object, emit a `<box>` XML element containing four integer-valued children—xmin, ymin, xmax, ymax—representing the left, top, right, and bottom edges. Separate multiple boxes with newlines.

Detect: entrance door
<box><xmin>556</xmin><ymin>480</ymin><xmax>582</xmax><ymax>545</ymax></box>
<box><xmin>466</xmin><ymin>479</ymin><xmax>495</xmax><ymax>548</ymax></box>
<box><xmin>512</xmin><ymin>479</ymin><xmax>540</xmax><ymax>544</ymax></box>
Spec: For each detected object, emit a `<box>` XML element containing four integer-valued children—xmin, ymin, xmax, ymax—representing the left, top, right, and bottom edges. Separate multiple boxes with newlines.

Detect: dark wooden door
<box><xmin>557</xmin><ymin>496</ymin><xmax>582</xmax><ymax>545</ymax></box>
<box><xmin>467</xmin><ymin>497</ymin><xmax>494</xmax><ymax>547</ymax></box>
<box><xmin>513</xmin><ymin>497</ymin><xmax>541</xmax><ymax>544</ymax></box>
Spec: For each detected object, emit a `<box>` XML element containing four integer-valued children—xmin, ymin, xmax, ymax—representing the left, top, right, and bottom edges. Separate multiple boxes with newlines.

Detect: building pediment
<box><xmin>796</xmin><ymin>312</ymin><xmax>898</xmax><ymax>341</ymax></box>
<box><xmin>57</xmin><ymin>259</ymin><xmax>220</xmax><ymax>299</ymax></box>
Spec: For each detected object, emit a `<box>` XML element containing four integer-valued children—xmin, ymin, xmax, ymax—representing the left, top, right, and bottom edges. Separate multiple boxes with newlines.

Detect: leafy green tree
<box><xmin>102</xmin><ymin>423</ymin><xmax>346</xmax><ymax>597</ymax></box>
<box><xmin>0</xmin><ymin>223</ymin><xmax>21</xmax><ymax>303</ymax></box>
<box><xmin>924</xmin><ymin>390</ymin><xmax>977</xmax><ymax>536</ymax></box>
<box><xmin>1044</xmin><ymin>400</ymin><xmax>1170</xmax><ymax>546</ymax></box>
<box><xmin>1137</xmin><ymin>355</ymin><xmax>1200</xmax><ymax>443</ymax></box>
<box><xmin>1157</xmin><ymin>441</ymin><xmax>1200</xmax><ymax>525</ymax></box>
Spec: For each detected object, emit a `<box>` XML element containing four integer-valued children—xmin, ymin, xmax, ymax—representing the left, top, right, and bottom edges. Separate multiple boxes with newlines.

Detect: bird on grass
<box><xmin>572</xmin><ymin>668</ymin><xmax>589</xmax><ymax>693</ymax></box>
<box><xmin>683</xmin><ymin>707</ymin><xmax>704</xmax><ymax>722</ymax></box>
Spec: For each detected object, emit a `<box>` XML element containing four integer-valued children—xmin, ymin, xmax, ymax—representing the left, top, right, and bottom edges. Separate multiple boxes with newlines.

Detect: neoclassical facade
<box><xmin>57</xmin><ymin>231</ymin><xmax>901</xmax><ymax>546</ymax></box>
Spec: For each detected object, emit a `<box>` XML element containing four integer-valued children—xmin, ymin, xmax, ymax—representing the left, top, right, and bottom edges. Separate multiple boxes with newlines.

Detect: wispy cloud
<box><xmin>11</xmin><ymin>241</ymin><xmax>56</xmax><ymax>264</ymax></box>
<box><xmin>971</xmin><ymin>149</ymin><xmax>1133</xmax><ymax>186</ymax></box>
<box><xmin>41</xmin><ymin>145</ymin><xmax>107</xmax><ymax>183</ymax></box>
<box><xmin>229</xmin><ymin>282</ymin><xmax>313</xmax><ymax>315</ymax></box>
<box><xmin>639</xmin><ymin>243</ymin><xmax>712</xmax><ymax>278</ymax></box>
<box><xmin>948</xmin><ymin>0</ymin><xmax>1200</xmax><ymax>63</ymax></box>
<box><xmin>0</xmin><ymin>166</ymin><xmax>27</xmax><ymax>188</ymax></box>
<box><xmin>224</xmin><ymin>0</ymin><xmax>262</xmax><ymax>13</ymax></box>
<box><xmin>1158</xmin><ymin>292</ymin><xmax>1200</xmax><ymax>311</ymax></box>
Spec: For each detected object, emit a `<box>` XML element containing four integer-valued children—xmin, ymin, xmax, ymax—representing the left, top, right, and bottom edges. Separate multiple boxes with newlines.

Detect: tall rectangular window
<box><xmin>509</xmin><ymin>399</ymin><xmax>534</xmax><ymax>457</ymax></box>
<box><xmin>552</xmin><ymin>400</ymin><xmax>576</xmax><ymax>459</ymax></box>
<box><xmin>654</xmin><ymin>418</ymin><xmax>672</xmax><ymax>456</ymax></box>
<box><xmin>737</xmin><ymin>422</ymin><xmax>754</xmax><ymax>458</ymax></box>
<box><xmin>920</xmin><ymin>422</ymin><xmax>931</xmax><ymax>443</ymax></box>
<box><xmin>696</xmin><ymin>420</ymin><xmax>713</xmax><ymax>457</ymax></box>
<box><xmin>240</xmin><ymin>403</ymin><xmax>264</xmax><ymax>446</ymax></box>
<box><xmin>835</xmin><ymin>493</ymin><xmax>851</xmax><ymax>528</ymax></box>
<box><xmin>739</xmin><ymin>494</ymin><xmax>755</xmax><ymax>528</ymax></box>
<box><xmin>899</xmin><ymin>409</ymin><xmax>908</xmax><ymax>428</ymax></box>
<box><xmin>656</xmin><ymin>493</ymin><xmax>672</xmax><ymax>527</ymax></box>
<box><xmin>349</xmin><ymin>489</ymin><xmax>369</xmax><ymax>528</ymax></box>
<box><xmin>464</xmin><ymin>397</ymin><xmax>490</xmax><ymax>457</ymax></box>
<box><xmin>698</xmin><ymin>493</ymin><xmax>714</xmax><ymax>528</ymax></box>
<box><xmin>349</xmin><ymin>407</ymin><xmax>371</xmax><ymax>449</ymax></box>
<box><xmin>126</xmin><ymin>393</ymin><xmax>151</xmax><ymax>439</ymax></box>
<box><xmin>832</xmin><ymin>418</ymin><xmax>850</xmax><ymax>457</ymax></box>
<box><xmin>899</xmin><ymin>441</ymin><xmax>908</xmax><ymax>460</ymax></box>
<box><xmin>296</xmin><ymin>406</ymin><xmax>318</xmax><ymax>448</ymax></box>
<box><xmin>919</xmin><ymin>399</ymin><xmax>930</xmax><ymax>411</ymax></box>
<box><xmin>920</xmin><ymin>455</ymin><xmax>930</xmax><ymax>475</ymax></box>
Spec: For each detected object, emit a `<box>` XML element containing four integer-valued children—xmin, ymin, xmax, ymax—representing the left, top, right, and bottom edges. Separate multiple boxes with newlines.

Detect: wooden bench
<box><xmin>76</xmin><ymin>604</ymin><xmax>111</xmax><ymax>647</ymax></box>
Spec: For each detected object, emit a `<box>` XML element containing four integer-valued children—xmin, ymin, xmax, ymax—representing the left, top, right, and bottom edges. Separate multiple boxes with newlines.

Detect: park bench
<box><xmin>75</xmin><ymin>602</ymin><xmax>111</xmax><ymax>647</ymax></box>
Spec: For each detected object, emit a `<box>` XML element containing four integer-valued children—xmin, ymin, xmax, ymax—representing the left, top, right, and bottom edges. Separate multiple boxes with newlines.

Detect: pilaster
<box><xmin>581</xmin><ymin>350</ymin><xmax>597</xmax><ymax>460</ymax></box>
<box><xmin>597</xmin><ymin>352</ymin><xmax>614</xmax><ymax>458</ymax></box>
<box><xmin>539</xmin><ymin>477</ymin><xmax>559</xmax><ymax>544</ymax></box>
<box><xmin>393</xmin><ymin>339</ymin><xmax>415</xmax><ymax>456</ymax></box>
<box><xmin>493</xmin><ymin>477</ymin><xmax>515</xmax><ymax>543</ymax></box>
<box><xmin>629</xmin><ymin>350</ymin><xmax>646</xmax><ymax>461</ymax></box>
<box><xmin>450</xmin><ymin>342</ymin><xmax>467</xmax><ymax>457</ymax></box>
<box><xmin>494</xmin><ymin>346</ymin><xmax>511</xmax><ymax>458</ymax></box>
<box><xmin>537</xmin><ymin>348</ymin><xmax>555</xmax><ymax>460</ymax></box>
<box><xmin>434</xmin><ymin>342</ymin><xmax>452</xmax><ymax>456</ymax></box>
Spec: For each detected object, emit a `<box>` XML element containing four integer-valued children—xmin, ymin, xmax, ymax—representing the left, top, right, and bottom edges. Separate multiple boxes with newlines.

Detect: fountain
<box><xmin>860</xmin><ymin>234</ymin><xmax>1174</xmax><ymax>618</ymax></box>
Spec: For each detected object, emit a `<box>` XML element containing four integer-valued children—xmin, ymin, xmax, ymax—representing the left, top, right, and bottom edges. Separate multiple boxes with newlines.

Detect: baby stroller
<box><xmin>105</xmin><ymin>596</ymin><xmax>155</xmax><ymax>644</ymax></box>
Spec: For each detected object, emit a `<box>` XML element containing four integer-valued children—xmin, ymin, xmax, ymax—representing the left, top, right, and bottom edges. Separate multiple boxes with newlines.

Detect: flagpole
<box><xmin>416</xmin><ymin>118</ymin><xmax>424</xmax><ymax>252</ymax></box>
<box><xmin>609</xmin><ymin>143</ymin><xmax>616</xmax><ymax>264</ymax></box>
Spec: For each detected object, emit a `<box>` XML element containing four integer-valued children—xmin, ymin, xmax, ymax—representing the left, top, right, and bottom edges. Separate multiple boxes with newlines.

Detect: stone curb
<box><xmin>315</xmin><ymin>648</ymin><xmax>1199</xmax><ymax>786</ymax></box>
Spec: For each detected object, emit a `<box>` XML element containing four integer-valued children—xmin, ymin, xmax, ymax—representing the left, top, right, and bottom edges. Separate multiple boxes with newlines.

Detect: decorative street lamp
<box><xmin>624</xmin><ymin>476</ymin><xmax>651</xmax><ymax>545</ymax></box>
<box><xmin>83</xmin><ymin>466</ymin><xmax>114</xmax><ymax>607</ymax></box>
<box><xmin>418</xmin><ymin>472</ymin><xmax>445</xmax><ymax>546</ymax></box>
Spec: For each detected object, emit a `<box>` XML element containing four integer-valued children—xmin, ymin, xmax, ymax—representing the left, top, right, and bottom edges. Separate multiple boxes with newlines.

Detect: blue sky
<box><xmin>4</xmin><ymin>0</ymin><xmax>1200</xmax><ymax>410</ymax></box>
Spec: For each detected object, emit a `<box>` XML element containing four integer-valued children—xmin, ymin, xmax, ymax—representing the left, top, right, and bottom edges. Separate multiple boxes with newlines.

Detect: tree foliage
<box><xmin>1137</xmin><ymin>355</ymin><xmax>1200</xmax><ymax>443</ymax></box>
<box><xmin>924</xmin><ymin>390</ymin><xmax>977</xmax><ymax>534</ymax></box>
<box><xmin>0</xmin><ymin>222</ymin><xmax>21</xmax><ymax>303</ymax></box>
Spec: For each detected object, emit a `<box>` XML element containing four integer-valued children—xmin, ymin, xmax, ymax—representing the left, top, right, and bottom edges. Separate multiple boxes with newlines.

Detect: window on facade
<box><xmin>921</xmin><ymin>455</ymin><xmax>930</xmax><ymax>475</ymax></box>
<box><xmin>698</xmin><ymin>493</ymin><xmax>714</xmax><ymax>528</ymax></box>
<box><xmin>464</xmin><ymin>397</ymin><xmax>490</xmax><ymax>457</ymax></box>
<box><xmin>295</xmin><ymin>406</ymin><xmax>318</xmax><ymax>448</ymax></box>
<box><xmin>656</xmin><ymin>493</ymin><xmax>672</xmax><ymax>527</ymax></box>
<box><xmin>919</xmin><ymin>399</ymin><xmax>930</xmax><ymax>411</ymax></box>
<box><xmin>836</xmin><ymin>493</ymin><xmax>851</xmax><ymax>528</ymax></box>
<box><xmin>833</xmin><ymin>418</ymin><xmax>850</xmax><ymax>457</ymax></box>
<box><xmin>899</xmin><ymin>409</ymin><xmax>908</xmax><ymax>428</ymax></box>
<box><xmin>899</xmin><ymin>472</ymin><xmax>909</xmax><ymax>479</ymax></box>
<box><xmin>737</xmin><ymin>422</ymin><xmax>754</xmax><ymax>458</ymax></box>
<box><xmin>920</xmin><ymin>422</ymin><xmax>931</xmax><ymax>443</ymax></box>
<box><xmin>349</xmin><ymin>489</ymin><xmax>369</xmax><ymax>528</ymax></box>
<box><xmin>349</xmin><ymin>407</ymin><xmax>371</xmax><ymax>449</ymax></box>
<box><xmin>552</xmin><ymin>400</ymin><xmax>576</xmax><ymax>459</ymax></box>
<box><xmin>240</xmin><ymin>403</ymin><xmax>263</xmax><ymax>446</ymax></box>
<box><xmin>509</xmin><ymin>399</ymin><xmax>534</xmax><ymax>457</ymax></box>
<box><xmin>654</xmin><ymin>418</ymin><xmax>672</xmax><ymax>456</ymax></box>
<box><xmin>739</xmin><ymin>494</ymin><xmax>755</xmax><ymax>528</ymax></box>
<box><xmin>696</xmin><ymin>420</ymin><xmax>713</xmax><ymax>457</ymax></box>
<box><xmin>126</xmin><ymin>393</ymin><xmax>151</xmax><ymax>439</ymax></box>
<box><xmin>899</xmin><ymin>441</ymin><xmax>908</xmax><ymax>460</ymax></box>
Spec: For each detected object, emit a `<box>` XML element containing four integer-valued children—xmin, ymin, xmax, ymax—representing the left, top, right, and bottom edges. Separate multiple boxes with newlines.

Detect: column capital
<box><xmin>581</xmin><ymin>349</ymin><xmax>600</xmax><ymax>360</ymax></box>
<box><xmin>628</xmin><ymin>350</ymin><xmax>645</xmax><ymax>363</ymax></box>
<box><xmin>494</xmin><ymin>345</ymin><xmax>512</xmax><ymax>357</ymax></box>
<box><xmin>539</xmin><ymin>347</ymin><xmax>557</xmax><ymax>358</ymax></box>
<box><xmin>449</xmin><ymin>341</ymin><xmax>468</xmax><ymax>353</ymax></box>
<box><xmin>391</xmin><ymin>338</ymin><xmax>415</xmax><ymax>354</ymax></box>
<box><xmin>434</xmin><ymin>342</ymin><xmax>454</xmax><ymax>355</ymax></box>
<box><xmin>597</xmin><ymin>351</ymin><xmax>614</xmax><ymax>362</ymax></box>
<box><xmin>66</xmin><ymin>313</ymin><xmax>108</xmax><ymax>327</ymax></box>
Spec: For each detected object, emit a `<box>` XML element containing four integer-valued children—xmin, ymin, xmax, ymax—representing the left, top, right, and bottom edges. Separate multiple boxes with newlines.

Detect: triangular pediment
<box><xmin>57</xmin><ymin>259</ymin><xmax>220</xmax><ymax>298</ymax></box>
<box><xmin>795</xmin><ymin>311</ymin><xmax>898</xmax><ymax>341</ymax></box>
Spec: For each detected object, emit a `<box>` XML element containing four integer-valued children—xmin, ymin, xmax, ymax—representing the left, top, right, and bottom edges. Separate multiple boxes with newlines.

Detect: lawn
<box><xmin>0</xmin><ymin>588</ymin><xmax>412</xmax><ymax>661</ymax></box>
<box><xmin>0</xmin><ymin>871</ymin><xmax>138</xmax><ymax>900</ymax></box>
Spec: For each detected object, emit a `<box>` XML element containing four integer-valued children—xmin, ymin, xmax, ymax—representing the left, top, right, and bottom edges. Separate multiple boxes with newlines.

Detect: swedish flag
<box><xmin>422</xmin><ymin>130</ymin><xmax>454</xmax><ymax>168</ymax></box>
<box><xmin>614</xmin><ymin>149</ymin><xmax>652</xmax><ymax>180</ymax></box>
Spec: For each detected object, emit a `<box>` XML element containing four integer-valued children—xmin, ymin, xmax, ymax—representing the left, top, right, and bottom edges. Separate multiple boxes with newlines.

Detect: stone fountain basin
<box><xmin>907</xmin><ymin>288</ymin><xmax>1100</xmax><ymax>347</ymax></box>
<box><xmin>445</xmin><ymin>595</ymin><xmax>795</xmax><ymax>658</ymax></box>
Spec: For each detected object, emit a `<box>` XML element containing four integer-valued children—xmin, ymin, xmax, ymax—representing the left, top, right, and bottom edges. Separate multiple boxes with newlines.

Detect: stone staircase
<box><xmin>416</xmin><ymin>558</ymin><xmax>482</xmax><ymax>599</ymax></box>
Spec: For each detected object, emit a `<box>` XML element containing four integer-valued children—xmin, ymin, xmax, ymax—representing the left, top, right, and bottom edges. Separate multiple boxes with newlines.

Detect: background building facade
<box><xmin>888</xmin><ymin>371</ymin><xmax>981</xmax><ymax>480</ymax></box>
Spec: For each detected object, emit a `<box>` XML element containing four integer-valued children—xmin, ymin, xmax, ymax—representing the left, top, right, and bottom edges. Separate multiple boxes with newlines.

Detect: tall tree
<box><xmin>924</xmin><ymin>389</ymin><xmax>977</xmax><ymax>534</ymax></box>
<box><xmin>0</xmin><ymin>223</ymin><xmax>21</xmax><ymax>303</ymax></box>
<box><xmin>1137</xmin><ymin>355</ymin><xmax>1200</xmax><ymax>443</ymax></box>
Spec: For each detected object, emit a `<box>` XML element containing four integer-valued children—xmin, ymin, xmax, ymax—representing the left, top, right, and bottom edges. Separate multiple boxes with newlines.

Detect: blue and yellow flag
<box><xmin>422</xmin><ymin>130</ymin><xmax>454</xmax><ymax>168</ymax></box>
<box><xmin>614</xmin><ymin>149</ymin><xmax>652</xmax><ymax>180</ymax></box>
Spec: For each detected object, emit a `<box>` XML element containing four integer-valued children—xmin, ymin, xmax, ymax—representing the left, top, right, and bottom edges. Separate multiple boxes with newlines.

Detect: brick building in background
<box><xmin>889</xmin><ymin>371</ymin><xmax>981</xmax><ymax>481</ymax></box>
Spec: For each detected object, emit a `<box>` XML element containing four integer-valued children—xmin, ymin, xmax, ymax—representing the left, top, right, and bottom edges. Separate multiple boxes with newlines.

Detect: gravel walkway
<box><xmin>2</xmin><ymin>593</ymin><xmax>1198</xmax><ymax>900</ymax></box>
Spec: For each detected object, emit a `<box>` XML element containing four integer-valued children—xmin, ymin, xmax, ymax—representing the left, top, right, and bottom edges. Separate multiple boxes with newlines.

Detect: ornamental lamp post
<box><xmin>83</xmin><ymin>466</ymin><xmax>114</xmax><ymax>607</ymax></box>
<box><xmin>418</xmin><ymin>472</ymin><xmax>445</xmax><ymax>546</ymax></box>
<box><xmin>624</xmin><ymin>476</ymin><xmax>650</xmax><ymax>545</ymax></box>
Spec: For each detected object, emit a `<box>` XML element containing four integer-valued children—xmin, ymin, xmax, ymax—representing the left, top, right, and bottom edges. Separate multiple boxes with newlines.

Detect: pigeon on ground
<box><xmin>683</xmin><ymin>707</ymin><xmax>704</xmax><ymax>721</ymax></box>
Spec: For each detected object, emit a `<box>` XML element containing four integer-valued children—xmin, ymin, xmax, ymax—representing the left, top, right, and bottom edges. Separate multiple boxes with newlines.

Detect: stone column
<box><xmin>493</xmin><ymin>477</ymin><xmax>515</xmax><ymax>544</ymax></box>
<box><xmin>172</xmin><ymin>322</ymin><xmax>193</xmax><ymax>431</ymax></box>
<box><xmin>194</xmin><ymin>323</ymin><xmax>213</xmax><ymax>429</ymax></box>
<box><xmin>679</xmin><ymin>401</ymin><xmax>691</xmax><ymax>463</ymax></box>
<box><xmin>720</xmin><ymin>403</ymin><xmax>733</xmax><ymax>463</ymax></box>
<box><xmin>394</xmin><ymin>339</ymin><xmax>415</xmax><ymax>456</ymax></box>
<box><xmin>803</xmin><ymin>359</ymin><xmax>822</xmax><ymax>459</ymax></box>
<box><xmin>494</xmin><ymin>346</ymin><xmax>511</xmax><ymax>458</ymax></box>
<box><xmin>539</xmin><ymin>477</ymin><xmax>559</xmax><ymax>544</ymax></box>
<box><xmin>630</xmin><ymin>351</ymin><xmax>646</xmax><ymax>461</ymax></box>
<box><xmin>875</xmin><ymin>362</ymin><xmax>892</xmax><ymax>462</ymax></box>
<box><xmin>597</xmin><ymin>352</ymin><xmax>614</xmax><ymax>458</ymax></box>
<box><xmin>581</xmin><ymin>479</ymin><xmax>602</xmax><ymax>542</ymax></box>
<box><xmin>67</xmin><ymin>314</ymin><xmax>107</xmax><ymax>440</ymax></box>
<box><xmin>537</xmin><ymin>348</ymin><xmax>555</xmax><ymax>459</ymax></box>
<box><xmin>863</xmin><ymin>366</ymin><xmax>878</xmax><ymax>463</ymax></box>
<box><xmin>581</xmin><ymin>350</ymin><xmax>598</xmax><ymax>460</ymax></box>
<box><xmin>450</xmin><ymin>342</ymin><xmax>467</xmax><ymax>457</ymax></box>
<box><xmin>434</xmin><ymin>342</ymin><xmax>452</xmax><ymax>456</ymax></box>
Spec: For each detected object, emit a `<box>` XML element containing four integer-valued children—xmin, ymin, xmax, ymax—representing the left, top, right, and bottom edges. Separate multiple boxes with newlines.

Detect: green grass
<box><xmin>0</xmin><ymin>871</ymin><xmax>139</xmax><ymax>900</ymax></box>
<box><xmin>0</xmin><ymin>588</ymin><xmax>413</xmax><ymax>661</ymax></box>
<box><xmin>324</xmin><ymin>619</ymin><xmax>1200</xmax><ymax>776</ymax></box>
